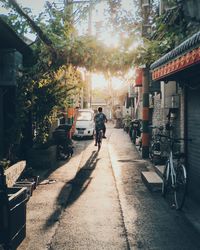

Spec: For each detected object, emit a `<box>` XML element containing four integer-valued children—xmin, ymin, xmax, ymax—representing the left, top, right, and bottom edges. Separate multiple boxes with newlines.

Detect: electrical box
<box><xmin>164</xmin><ymin>95</ymin><xmax>179</xmax><ymax>109</ymax></box>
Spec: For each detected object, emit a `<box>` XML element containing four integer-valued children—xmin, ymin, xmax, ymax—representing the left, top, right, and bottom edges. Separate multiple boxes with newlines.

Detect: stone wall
<box><xmin>152</xmin><ymin>93</ymin><xmax>163</xmax><ymax>127</ymax></box>
<box><xmin>5</xmin><ymin>161</ymin><xmax>26</xmax><ymax>187</ymax></box>
<box><xmin>3</xmin><ymin>145</ymin><xmax>57</xmax><ymax>187</ymax></box>
<box><xmin>151</xmin><ymin>81</ymin><xmax>185</xmax><ymax>152</ymax></box>
<box><xmin>178</xmin><ymin>86</ymin><xmax>185</xmax><ymax>151</ymax></box>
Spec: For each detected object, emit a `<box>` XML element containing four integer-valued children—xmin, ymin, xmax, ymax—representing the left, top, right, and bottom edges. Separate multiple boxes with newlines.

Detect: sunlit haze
<box><xmin>14</xmin><ymin>0</ymin><xmax>135</xmax><ymax>49</ymax></box>
<box><xmin>1</xmin><ymin>0</ymin><xmax>136</xmax><ymax>91</ymax></box>
<box><xmin>17</xmin><ymin>0</ymin><xmax>53</xmax><ymax>14</ymax></box>
<box><xmin>92</xmin><ymin>73</ymin><xmax>125</xmax><ymax>90</ymax></box>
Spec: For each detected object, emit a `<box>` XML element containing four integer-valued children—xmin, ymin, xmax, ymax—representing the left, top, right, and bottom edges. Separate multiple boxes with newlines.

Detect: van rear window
<box><xmin>77</xmin><ymin>111</ymin><xmax>92</xmax><ymax>121</ymax></box>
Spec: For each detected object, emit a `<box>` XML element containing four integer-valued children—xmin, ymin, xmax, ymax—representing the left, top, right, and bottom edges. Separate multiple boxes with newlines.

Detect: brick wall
<box><xmin>179</xmin><ymin>87</ymin><xmax>185</xmax><ymax>138</ymax></box>
<box><xmin>180</xmin><ymin>88</ymin><xmax>185</xmax><ymax>151</ymax></box>
<box><xmin>152</xmin><ymin>92</ymin><xmax>167</xmax><ymax>127</ymax></box>
<box><xmin>152</xmin><ymin>82</ymin><xmax>185</xmax><ymax>152</ymax></box>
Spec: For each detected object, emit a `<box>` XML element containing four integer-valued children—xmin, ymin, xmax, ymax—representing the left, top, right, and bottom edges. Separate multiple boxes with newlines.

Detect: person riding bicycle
<box><xmin>94</xmin><ymin>107</ymin><xmax>107</xmax><ymax>146</ymax></box>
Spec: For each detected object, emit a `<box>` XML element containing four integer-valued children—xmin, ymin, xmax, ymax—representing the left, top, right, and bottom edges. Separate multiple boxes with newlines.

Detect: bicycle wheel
<box><xmin>132</xmin><ymin>130</ymin><xmax>136</xmax><ymax>144</ymax></box>
<box><xmin>149</xmin><ymin>143</ymin><xmax>154</xmax><ymax>161</ymax></box>
<box><xmin>174</xmin><ymin>164</ymin><xmax>187</xmax><ymax>210</ymax></box>
<box><xmin>162</xmin><ymin>162</ymin><xmax>175</xmax><ymax>207</ymax></box>
<box><xmin>162</xmin><ymin>161</ymin><xmax>170</xmax><ymax>196</ymax></box>
<box><xmin>97</xmin><ymin>131</ymin><xmax>102</xmax><ymax>151</ymax></box>
<box><xmin>98</xmin><ymin>141</ymin><xmax>101</xmax><ymax>151</ymax></box>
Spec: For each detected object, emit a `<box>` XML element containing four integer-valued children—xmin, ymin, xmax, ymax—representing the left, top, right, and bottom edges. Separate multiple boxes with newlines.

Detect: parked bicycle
<box><xmin>129</xmin><ymin>119</ymin><xmax>141</xmax><ymax>144</ymax></box>
<box><xmin>122</xmin><ymin>115</ymin><xmax>132</xmax><ymax>133</ymax></box>
<box><xmin>149</xmin><ymin>125</ymin><xmax>167</xmax><ymax>164</ymax></box>
<box><xmin>53</xmin><ymin>124</ymin><xmax>74</xmax><ymax>160</ymax></box>
<box><xmin>159</xmin><ymin>134</ymin><xmax>190</xmax><ymax>210</ymax></box>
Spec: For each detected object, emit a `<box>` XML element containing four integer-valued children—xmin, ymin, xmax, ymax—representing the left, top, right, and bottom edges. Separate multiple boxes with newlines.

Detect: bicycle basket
<box><xmin>153</xmin><ymin>142</ymin><xmax>161</xmax><ymax>151</ymax></box>
<box><xmin>165</xmin><ymin>122</ymin><xmax>173</xmax><ymax>131</ymax></box>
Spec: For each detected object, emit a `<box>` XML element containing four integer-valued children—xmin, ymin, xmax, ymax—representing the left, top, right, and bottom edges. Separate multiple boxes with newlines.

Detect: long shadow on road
<box><xmin>67</xmin><ymin>150</ymin><xmax>99</xmax><ymax>206</ymax></box>
<box><xmin>43</xmin><ymin>150</ymin><xmax>99</xmax><ymax>229</ymax></box>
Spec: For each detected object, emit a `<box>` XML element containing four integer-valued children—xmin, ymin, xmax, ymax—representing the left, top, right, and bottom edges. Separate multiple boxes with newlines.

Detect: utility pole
<box><xmin>141</xmin><ymin>0</ymin><xmax>150</xmax><ymax>159</ymax></box>
<box><xmin>88</xmin><ymin>0</ymin><xmax>92</xmax><ymax>108</ymax></box>
<box><xmin>142</xmin><ymin>67</ymin><xmax>149</xmax><ymax>158</ymax></box>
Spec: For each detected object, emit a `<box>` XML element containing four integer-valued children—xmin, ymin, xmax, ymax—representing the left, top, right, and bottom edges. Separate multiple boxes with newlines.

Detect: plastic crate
<box><xmin>14</xmin><ymin>180</ymin><xmax>35</xmax><ymax>197</ymax></box>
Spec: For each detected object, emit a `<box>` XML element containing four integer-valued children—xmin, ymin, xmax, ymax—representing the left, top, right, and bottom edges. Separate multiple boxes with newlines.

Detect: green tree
<box><xmin>0</xmin><ymin>0</ymin><xmax>142</xmax><ymax>153</ymax></box>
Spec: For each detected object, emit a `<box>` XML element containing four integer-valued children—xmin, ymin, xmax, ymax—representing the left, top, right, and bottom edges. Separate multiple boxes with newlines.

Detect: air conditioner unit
<box><xmin>142</xmin><ymin>0</ymin><xmax>150</xmax><ymax>7</ymax></box>
<box><xmin>164</xmin><ymin>95</ymin><xmax>179</xmax><ymax>109</ymax></box>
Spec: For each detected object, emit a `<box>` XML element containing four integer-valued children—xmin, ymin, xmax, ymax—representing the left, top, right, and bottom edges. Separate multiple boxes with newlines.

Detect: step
<box><xmin>141</xmin><ymin>171</ymin><xmax>162</xmax><ymax>192</ymax></box>
<box><xmin>154</xmin><ymin>165</ymin><xmax>165</xmax><ymax>178</ymax></box>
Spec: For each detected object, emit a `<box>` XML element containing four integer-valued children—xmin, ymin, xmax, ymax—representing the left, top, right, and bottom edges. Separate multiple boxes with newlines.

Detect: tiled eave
<box><xmin>0</xmin><ymin>17</ymin><xmax>32</xmax><ymax>56</ymax></box>
<box><xmin>150</xmin><ymin>31</ymin><xmax>200</xmax><ymax>81</ymax></box>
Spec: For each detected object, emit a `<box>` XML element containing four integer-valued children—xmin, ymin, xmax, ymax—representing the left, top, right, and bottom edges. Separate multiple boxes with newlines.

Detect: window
<box><xmin>77</xmin><ymin>111</ymin><xmax>92</xmax><ymax>121</ymax></box>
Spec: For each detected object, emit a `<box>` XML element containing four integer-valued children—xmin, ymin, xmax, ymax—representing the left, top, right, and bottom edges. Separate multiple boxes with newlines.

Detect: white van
<box><xmin>74</xmin><ymin>109</ymin><xmax>95</xmax><ymax>139</ymax></box>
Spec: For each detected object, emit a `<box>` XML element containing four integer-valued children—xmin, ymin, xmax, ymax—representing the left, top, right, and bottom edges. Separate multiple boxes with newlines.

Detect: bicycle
<box><xmin>96</xmin><ymin>129</ymin><xmax>103</xmax><ymax>151</ymax></box>
<box><xmin>149</xmin><ymin>125</ymin><xmax>166</xmax><ymax>164</ymax></box>
<box><xmin>129</xmin><ymin>119</ymin><xmax>141</xmax><ymax>144</ymax></box>
<box><xmin>53</xmin><ymin>125</ymin><xmax>74</xmax><ymax>160</ymax></box>
<box><xmin>159</xmin><ymin>134</ymin><xmax>189</xmax><ymax>210</ymax></box>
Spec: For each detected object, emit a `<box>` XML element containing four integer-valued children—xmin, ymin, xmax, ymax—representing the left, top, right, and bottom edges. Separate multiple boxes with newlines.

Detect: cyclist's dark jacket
<box><xmin>94</xmin><ymin>112</ymin><xmax>107</xmax><ymax>130</ymax></box>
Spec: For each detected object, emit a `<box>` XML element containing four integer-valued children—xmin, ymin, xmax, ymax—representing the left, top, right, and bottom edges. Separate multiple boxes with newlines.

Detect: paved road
<box><xmin>19</xmin><ymin>126</ymin><xmax>200</xmax><ymax>250</ymax></box>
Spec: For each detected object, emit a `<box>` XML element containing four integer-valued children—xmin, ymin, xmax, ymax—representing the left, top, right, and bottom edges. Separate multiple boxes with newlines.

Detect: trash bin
<box><xmin>0</xmin><ymin>187</ymin><xmax>28</xmax><ymax>249</ymax></box>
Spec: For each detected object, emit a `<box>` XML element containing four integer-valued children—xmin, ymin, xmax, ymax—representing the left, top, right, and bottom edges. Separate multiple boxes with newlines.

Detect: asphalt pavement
<box><xmin>18</xmin><ymin>124</ymin><xmax>200</xmax><ymax>250</ymax></box>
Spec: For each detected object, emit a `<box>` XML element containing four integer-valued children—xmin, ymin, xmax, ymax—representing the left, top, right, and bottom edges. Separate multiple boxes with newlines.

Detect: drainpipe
<box><xmin>142</xmin><ymin>67</ymin><xmax>149</xmax><ymax>159</ymax></box>
<box><xmin>184</xmin><ymin>85</ymin><xmax>189</xmax><ymax>175</ymax></box>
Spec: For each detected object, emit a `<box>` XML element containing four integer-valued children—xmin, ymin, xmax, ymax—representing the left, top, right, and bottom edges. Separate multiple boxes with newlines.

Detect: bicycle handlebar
<box><xmin>157</xmin><ymin>134</ymin><xmax>192</xmax><ymax>142</ymax></box>
<box><xmin>149</xmin><ymin>125</ymin><xmax>164</xmax><ymax>130</ymax></box>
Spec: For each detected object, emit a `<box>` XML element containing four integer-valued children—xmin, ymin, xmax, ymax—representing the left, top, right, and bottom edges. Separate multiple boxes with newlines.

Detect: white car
<box><xmin>74</xmin><ymin>109</ymin><xmax>95</xmax><ymax>139</ymax></box>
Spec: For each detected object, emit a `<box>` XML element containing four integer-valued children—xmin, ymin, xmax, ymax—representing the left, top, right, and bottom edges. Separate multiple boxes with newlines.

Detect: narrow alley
<box><xmin>2</xmin><ymin>1</ymin><xmax>200</xmax><ymax>250</ymax></box>
<box><xmin>18</xmin><ymin>125</ymin><xmax>200</xmax><ymax>250</ymax></box>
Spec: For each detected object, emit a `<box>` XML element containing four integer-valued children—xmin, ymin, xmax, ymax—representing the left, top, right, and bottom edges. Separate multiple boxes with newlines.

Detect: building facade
<box><xmin>0</xmin><ymin>17</ymin><xmax>32</xmax><ymax>159</ymax></box>
<box><xmin>151</xmin><ymin>29</ymin><xmax>200</xmax><ymax>204</ymax></box>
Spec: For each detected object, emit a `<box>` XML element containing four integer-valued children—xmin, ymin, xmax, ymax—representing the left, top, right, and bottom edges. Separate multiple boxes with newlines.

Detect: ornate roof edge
<box><xmin>150</xmin><ymin>30</ymin><xmax>200</xmax><ymax>70</ymax></box>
